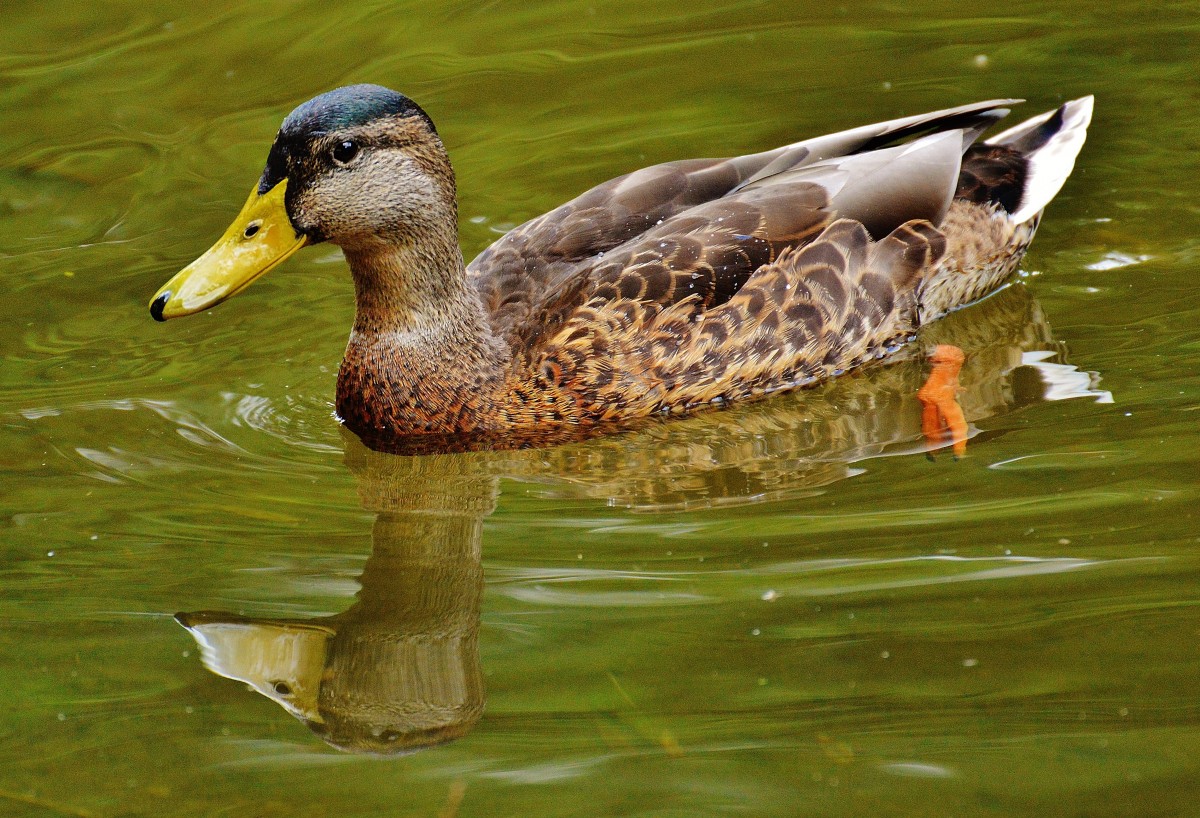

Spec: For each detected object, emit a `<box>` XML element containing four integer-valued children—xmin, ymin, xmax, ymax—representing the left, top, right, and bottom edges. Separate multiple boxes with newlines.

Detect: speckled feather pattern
<box><xmin>491</xmin><ymin>215</ymin><xmax>947</xmax><ymax>429</ymax></box>
<box><xmin>324</xmin><ymin>98</ymin><xmax>1087</xmax><ymax>448</ymax></box>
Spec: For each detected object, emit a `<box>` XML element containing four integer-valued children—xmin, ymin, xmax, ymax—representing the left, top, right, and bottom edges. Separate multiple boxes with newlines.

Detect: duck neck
<box><xmin>336</xmin><ymin>231</ymin><xmax>509</xmax><ymax>437</ymax></box>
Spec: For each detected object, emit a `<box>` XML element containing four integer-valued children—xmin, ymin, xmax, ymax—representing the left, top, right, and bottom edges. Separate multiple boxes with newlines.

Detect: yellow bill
<box><xmin>150</xmin><ymin>179</ymin><xmax>307</xmax><ymax>321</ymax></box>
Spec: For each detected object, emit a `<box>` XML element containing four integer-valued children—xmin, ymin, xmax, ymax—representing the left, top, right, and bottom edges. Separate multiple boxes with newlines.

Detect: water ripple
<box><xmin>221</xmin><ymin>391</ymin><xmax>342</xmax><ymax>454</ymax></box>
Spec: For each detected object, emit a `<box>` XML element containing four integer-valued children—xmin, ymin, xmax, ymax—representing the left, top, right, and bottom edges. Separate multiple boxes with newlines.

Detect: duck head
<box><xmin>150</xmin><ymin>84</ymin><xmax>453</xmax><ymax>321</ymax></box>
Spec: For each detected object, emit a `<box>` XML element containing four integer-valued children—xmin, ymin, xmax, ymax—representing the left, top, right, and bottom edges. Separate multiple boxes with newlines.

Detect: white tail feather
<box><xmin>988</xmin><ymin>96</ymin><xmax>1094</xmax><ymax>224</ymax></box>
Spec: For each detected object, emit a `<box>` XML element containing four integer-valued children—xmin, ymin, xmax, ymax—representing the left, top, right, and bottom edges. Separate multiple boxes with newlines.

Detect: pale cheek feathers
<box><xmin>301</xmin><ymin>154</ymin><xmax>447</xmax><ymax>245</ymax></box>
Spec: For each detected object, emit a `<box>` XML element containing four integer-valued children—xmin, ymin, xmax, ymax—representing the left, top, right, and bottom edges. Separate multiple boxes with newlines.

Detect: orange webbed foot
<box><xmin>917</xmin><ymin>344</ymin><xmax>967</xmax><ymax>459</ymax></box>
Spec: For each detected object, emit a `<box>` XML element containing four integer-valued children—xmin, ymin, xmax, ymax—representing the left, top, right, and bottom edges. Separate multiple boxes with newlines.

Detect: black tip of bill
<box><xmin>150</xmin><ymin>291</ymin><xmax>170</xmax><ymax>322</ymax></box>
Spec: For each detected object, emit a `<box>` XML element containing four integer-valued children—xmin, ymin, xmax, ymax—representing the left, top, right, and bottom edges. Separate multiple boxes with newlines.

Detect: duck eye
<box><xmin>332</xmin><ymin>140</ymin><xmax>359</xmax><ymax>165</ymax></box>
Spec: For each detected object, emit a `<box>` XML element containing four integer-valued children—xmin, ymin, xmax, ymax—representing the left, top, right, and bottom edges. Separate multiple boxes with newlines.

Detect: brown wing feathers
<box><xmin>469</xmin><ymin>156</ymin><xmax>754</xmax><ymax>341</ymax></box>
<box><xmin>659</xmin><ymin>218</ymin><xmax>946</xmax><ymax>405</ymax></box>
<box><xmin>501</xmin><ymin>183</ymin><xmax>832</xmax><ymax>354</ymax></box>
<box><xmin>468</xmin><ymin>103</ymin><xmax>1011</xmax><ymax>337</ymax></box>
<box><xmin>471</xmin><ymin>98</ymin><xmax>1040</xmax><ymax>425</ymax></box>
<box><xmin>521</xmin><ymin>216</ymin><xmax>946</xmax><ymax>422</ymax></box>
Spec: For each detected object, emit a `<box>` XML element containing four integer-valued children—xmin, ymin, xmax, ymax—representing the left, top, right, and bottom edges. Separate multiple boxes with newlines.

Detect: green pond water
<box><xmin>3</xmin><ymin>1</ymin><xmax>1199</xmax><ymax>815</ymax></box>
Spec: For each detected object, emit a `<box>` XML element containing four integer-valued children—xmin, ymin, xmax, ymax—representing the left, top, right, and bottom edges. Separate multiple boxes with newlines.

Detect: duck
<box><xmin>150</xmin><ymin>84</ymin><xmax>1092</xmax><ymax>451</ymax></box>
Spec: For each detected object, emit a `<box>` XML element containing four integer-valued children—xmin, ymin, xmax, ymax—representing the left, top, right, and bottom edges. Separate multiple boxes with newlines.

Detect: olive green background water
<box><xmin>3</xmin><ymin>1</ymin><xmax>1199</xmax><ymax>816</ymax></box>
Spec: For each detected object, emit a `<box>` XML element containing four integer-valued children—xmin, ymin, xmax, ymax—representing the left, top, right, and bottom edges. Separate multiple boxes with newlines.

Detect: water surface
<box><xmin>3</xmin><ymin>1</ymin><xmax>1199</xmax><ymax>816</ymax></box>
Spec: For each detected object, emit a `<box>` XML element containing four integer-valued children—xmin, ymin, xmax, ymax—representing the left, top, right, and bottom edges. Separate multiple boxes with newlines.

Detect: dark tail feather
<box><xmin>985</xmin><ymin>96</ymin><xmax>1094</xmax><ymax>223</ymax></box>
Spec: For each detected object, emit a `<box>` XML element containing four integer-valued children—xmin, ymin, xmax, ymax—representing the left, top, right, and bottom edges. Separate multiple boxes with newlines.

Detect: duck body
<box><xmin>151</xmin><ymin>86</ymin><xmax>1092</xmax><ymax>450</ymax></box>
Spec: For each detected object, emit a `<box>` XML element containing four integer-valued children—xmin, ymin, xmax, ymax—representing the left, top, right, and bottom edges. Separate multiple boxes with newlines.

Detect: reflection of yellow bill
<box><xmin>150</xmin><ymin>180</ymin><xmax>307</xmax><ymax>320</ymax></box>
<box><xmin>176</xmin><ymin>612</ymin><xmax>332</xmax><ymax>724</ymax></box>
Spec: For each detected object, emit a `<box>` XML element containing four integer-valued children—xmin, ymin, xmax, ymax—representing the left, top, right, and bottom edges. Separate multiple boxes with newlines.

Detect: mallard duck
<box><xmin>150</xmin><ymin>85</ymin><xmax>1092</xmax><ymax>449</ymax></box>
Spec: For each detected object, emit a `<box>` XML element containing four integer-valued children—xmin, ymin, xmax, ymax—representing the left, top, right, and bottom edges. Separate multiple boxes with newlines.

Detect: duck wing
<box><xmin>468</xmin><ymin>99</ymin><xmax>1018</xmax><ymax>355</ymax></box>
<box><xmin>529</xmin><ymin>217</ymin><xmax>947</xmax><ymax>420</ymax></box>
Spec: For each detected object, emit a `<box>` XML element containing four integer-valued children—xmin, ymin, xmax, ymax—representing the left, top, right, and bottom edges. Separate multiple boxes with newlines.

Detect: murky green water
<box><xmin>3</xmin><ymin>1</ymin><xmax>1199</xmax><ymax>815</ymax></box>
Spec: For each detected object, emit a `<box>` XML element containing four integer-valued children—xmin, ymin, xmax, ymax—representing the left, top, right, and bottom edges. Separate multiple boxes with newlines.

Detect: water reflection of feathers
<box><xmin>178</xmin><ymin>282</ymin><xmax>1109</xmax><ymax>753</ymax></box>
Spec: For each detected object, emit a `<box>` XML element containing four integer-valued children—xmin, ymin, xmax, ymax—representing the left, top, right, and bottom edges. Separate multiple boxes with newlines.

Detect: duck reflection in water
<box><xmin>176</xmin><ymin>284</ymin><xmax>1110</xmax><ymax>754</ymax></box>
<box><xmin>179</xmin><ymin>458</ymin><xmax>492</xmax><ymax>755</ymax></box>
